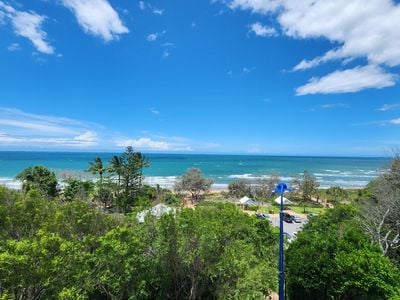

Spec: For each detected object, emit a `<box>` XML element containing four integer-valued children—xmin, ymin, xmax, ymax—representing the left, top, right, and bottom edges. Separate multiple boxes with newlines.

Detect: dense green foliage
<box><xmin>5</xmin><ymin>154</ymin><xmax>400</xmax><ymax>299</ymax></box>
<box><xmin>16</xmin><ymin>165</ymin><xmax>58</xmax><ymax>198</ymax></box>
<box><xmin>63</xmin><ymin>179</ymin><xmax>95</xmax><ymax>202</ymax></box>
<box><xmin>0</xmin><ymin>186</ymin><xmax>278</xmax><ymax>299</ymax></box>
<box><xmin>286</xmin><ymin>205</ymin><xmax>400</xmax><ymax>300</ymax></box>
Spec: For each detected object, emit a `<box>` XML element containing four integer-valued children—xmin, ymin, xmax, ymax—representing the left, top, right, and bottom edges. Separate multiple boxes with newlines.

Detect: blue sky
<box><xmin>0</xmin><ymin>0</ymin><xmax>400</xmax><ymax>156</ymax></box>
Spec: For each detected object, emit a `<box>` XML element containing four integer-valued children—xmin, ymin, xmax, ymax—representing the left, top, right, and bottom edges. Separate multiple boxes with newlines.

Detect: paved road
<box><xmin>270</xmin><ymin>216</ymin><xmax>307</xmax><ymax>237</ymax></box>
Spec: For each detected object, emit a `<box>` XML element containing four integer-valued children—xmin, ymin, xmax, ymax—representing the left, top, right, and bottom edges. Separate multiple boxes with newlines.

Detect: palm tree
<box><xmin>108</xmin><ymin>155</ymin><xmax>122</xmax><ymax>195</ymax></box>
<box><xmin>87</xmin><ymin>157</ymin><xmax>105</xmax><ymax>191</ymax></box>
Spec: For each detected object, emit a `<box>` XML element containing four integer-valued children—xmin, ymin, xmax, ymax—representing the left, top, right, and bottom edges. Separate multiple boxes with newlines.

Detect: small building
<box><xmin>239</xmin><ymin>196</ymin><xmax>258</xmax><ymax>207</ymax></box>
<box><xmin>136</xmin><ymin>203</ymin><xmax>175</xmax><ymax>223</ymax></box>
<box><xmin>274</xmin><ymin>196</ymin><xmax>293</xmax><ymax>206</ymax></box>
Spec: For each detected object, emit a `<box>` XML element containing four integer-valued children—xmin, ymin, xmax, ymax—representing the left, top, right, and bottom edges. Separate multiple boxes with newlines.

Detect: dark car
<box><xmin>283</xmin><ymin>212</ymin><xmax>293</xmax><ymax>223</ymax></box>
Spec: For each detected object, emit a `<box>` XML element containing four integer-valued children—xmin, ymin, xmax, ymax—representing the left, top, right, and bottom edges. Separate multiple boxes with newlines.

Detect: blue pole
<box><xmin>279</xmin><ymin>190</ymin><xmax>284</xmax><ymax>300</ymax></box>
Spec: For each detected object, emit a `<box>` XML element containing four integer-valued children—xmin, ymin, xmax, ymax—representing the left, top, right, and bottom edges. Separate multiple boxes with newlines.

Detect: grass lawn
<box><xmin>257</xmin><ymin>205</ymin><xmax>327</xmax><ymax>214</ymax></box>
<box><xmin>289</xmin><ymin>206</ymin><xmax>327</xmax><ymax>214</ymax></box>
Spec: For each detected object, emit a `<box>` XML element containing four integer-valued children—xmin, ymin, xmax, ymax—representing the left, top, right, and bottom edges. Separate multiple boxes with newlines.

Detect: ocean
<box><xmin>0</xmin><ymin>151</ymin><xmax>390</xmax><ymax>190</ymax></box>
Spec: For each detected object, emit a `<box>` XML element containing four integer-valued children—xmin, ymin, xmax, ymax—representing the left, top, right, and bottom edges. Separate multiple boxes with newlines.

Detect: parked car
<box><xmin>291</xmin><ymin>215</ymin><xmax>302</xmax><ymax>223</ymax></box>
<box><xmin>256</xmin><ymin>212</ymin><xmax>271</xmax><ymax>221</ymax></box>
<box><xmin>283</xmin><ymin>212</ymin><xmax>293</xmax><ymax>223</ymax></box>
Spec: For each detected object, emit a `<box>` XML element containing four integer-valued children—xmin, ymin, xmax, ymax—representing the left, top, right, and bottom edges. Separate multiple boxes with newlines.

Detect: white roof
<box><xmin>274</xmin><ymin>196</ymin><xmax>293</xmax><ymax>205</ymax></box>
<box><xmin>239</xmin><ymin>196</ymin><xmax>257</xmax><ymax>205</ymax></box>
<box><xmin>136</xmin><ymin>203</ymin><xmax>175</xmax><ymax>223</ymax></box>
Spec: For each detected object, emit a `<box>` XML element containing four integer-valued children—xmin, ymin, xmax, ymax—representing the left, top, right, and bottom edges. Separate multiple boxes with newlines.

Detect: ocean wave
<box><xmin>144</xmin><ymin>176</ymin><xmax>178</xmax><ymax>188</ymax></box>
<box><xmin>313</xmin><ymin>172</ymin><xmax>376</xmax><ymax>178</ymax></box>
<box><xmin>0</xmin><ymin>177</ymin><xmax>22</xmax><ymax>190</ymax></box>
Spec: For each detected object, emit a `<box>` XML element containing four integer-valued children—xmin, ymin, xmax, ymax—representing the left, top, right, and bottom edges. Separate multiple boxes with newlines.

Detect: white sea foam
<box><xmin>313</xmin><ymin>172</ymin><xmax>375</xmax><ymax>178</ymax></box>
<box><xmin>144</xmin><ymin>176</ymin><xmax>178</xmax><ymax>188</ymax></box>
<box><xmin>0</xmin><ymin>177</ymin><xmax>22</xmax><ymax>190</ymax></box>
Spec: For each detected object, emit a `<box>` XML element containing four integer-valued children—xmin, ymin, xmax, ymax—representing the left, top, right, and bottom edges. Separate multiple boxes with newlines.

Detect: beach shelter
<box><xmin>239</xmin><ymin>196</ymin><xmax>257</xmax><ymax>206</ymax></box>
<box><xmin>137</xmin><ymin>203</ymin><xmax>175</xmax><ymax>223</ymax></box>
<box><xmin>274</xmin><ymin>196</ymin><xmax>293</xmax><ymax>205</ymax></box>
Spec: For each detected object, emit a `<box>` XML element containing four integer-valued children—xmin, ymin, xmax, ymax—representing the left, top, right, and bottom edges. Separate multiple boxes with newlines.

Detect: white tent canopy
<box><xmin>274</xmin><ymin>196</ymin><xmax>293</xmax><ymax>205</ymax></box>
<box><xmin>239</xmin><ymin>196</ymin><xmax>257</xmax><ymax>206</ymax></box>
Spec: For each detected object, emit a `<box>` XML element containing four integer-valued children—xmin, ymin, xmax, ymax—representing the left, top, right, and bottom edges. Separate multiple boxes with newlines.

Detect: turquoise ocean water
<box><xmin>0</xmin><ymin>151</ymin><xmax>390</xmax><ymax>189</ymax></box>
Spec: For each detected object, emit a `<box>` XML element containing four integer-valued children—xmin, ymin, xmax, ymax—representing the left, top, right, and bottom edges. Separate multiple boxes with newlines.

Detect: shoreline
<box><xmin>0</xmin><ymin>177</ymin><xmax>367</xmax><ymax>192</ymax></box>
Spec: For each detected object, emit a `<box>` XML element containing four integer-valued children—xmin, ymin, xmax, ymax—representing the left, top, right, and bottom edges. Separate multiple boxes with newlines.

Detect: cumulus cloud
<box><xmin>296</xmin><ymin>65</ymin><xmax>396</xmax><ymax>96</ymax></box>
<box><xmin>0</xmin><ymin>1</ymin><xmax>54</xmax><ymax>54</ymax></box>
<box><xmin>223</xmin><ymin>0</ymin><xmax>400</xmax><ymax>94</ymax></box>
<box><xmin>61</xmin><ymin>0</ymin><xmax>129</xmax><ymax>41</ymax></box>
<box><xmin>249</xmin><ymin>22</ymin><xmax>276</xmax><ymax>37</ymax></box>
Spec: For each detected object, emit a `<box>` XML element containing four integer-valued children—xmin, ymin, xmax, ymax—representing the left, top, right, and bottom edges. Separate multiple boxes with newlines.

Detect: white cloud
<box><xmin>296</xmin><ymin>65</ymin><xmax>396</xmax><ymax>96</ymax></box>
<box><xmin>115</xmin><ymin>138</ymin><xmax>172</xmax><ymax>150</ymax></box>
<box><xmin>228</xmin><ymin>0</ymin><xmax>281</xmax><ymax>14</ymax></box>
<box><xmin>249</xmin><ymin>22</ymin><xmax>276</xmax><ymax>37</ymax></box>
<box><xmin>162</xmin><ymin>49</ymin><xmax>170</xmax><ymax>58</ymax></box>
<box><xmin>61</xmin><ymin>0</ymin><xmax>129</xmax><ymax>41</ymax></box>
<box><xmin>139</xmin><ymin>1</ymin><xmax>145</xmax><ymax>10</ymax></box>
<box><xmin>0</xmin><ymin>1</ymin><xmax>54</xmax><ymax>54</ymax></box>
<box><xmin>388</xmin><ymin>118</ymin><xmax>400</xmax><ymax>125</ymax></box>
<box><xmin>7</xmin><ymin>42</ymin><xmax>20</xmax><ymax>51</ymax></box>
<box><xmin>146</xmin><ymin>30</ymin><xmax>166</xmax><ymax>42</ymax></box>
<box><xmin>223</xmin><ymin>0</ymin><xmax>400</xmax><ymax>94</ymax></box>
<box><xmin>378</xmin><ymin>103</ymin><xmax>400</xmax><ymax>112</ymax></box>
<box><xmin>150</xmin><ymin>108</ymin><xmax>160</xmax><ymax>115</ymax></box>
<box><xmin>152</xmin><ymin>8</ymin><xmax>164</xmax><ymax>15</ymax></box>
<box><xmin>146</xmin><ymin>33</ymin><xmax>158</xmax><ymax>42</ymax></box>
<box><xmin>0</xmin><ymin>107</ymin><xmax>102</xmax><ymax>149</ymax></box>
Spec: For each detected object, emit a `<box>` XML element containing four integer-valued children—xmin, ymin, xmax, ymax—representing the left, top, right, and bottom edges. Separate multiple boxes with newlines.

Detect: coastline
<box><xmin>0</xmin><ymin>176</ymin><xmax>367</xmax><ymax>192</ymax></box>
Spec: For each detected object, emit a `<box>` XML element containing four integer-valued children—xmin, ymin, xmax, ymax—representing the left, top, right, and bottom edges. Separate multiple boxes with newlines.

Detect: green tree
<box><xmin>174</xmin><ymin>168</ymin><xmax>213</xmax><ymax>202</ymax></box>
<box><xmin>107</xmin><ymin>155</ymin><xmax>123</xmax><ymax>195</ymax></box>
<box><xmin>116</xmin><ymin>146</ymin><xmax>149</xmax><ymax>213</ymax></box>
<box><xmin>87</xmin><ymin>157</ymin><xmax>105</xmax><ymax>191</ymax></box>
<box><xmin>63</xmin><ymin>179</ymin><xmax>94</xmax><ymax>202</ymax></box>
<box><xmin>228</xmin><ymin>179</ymin><xmax>251</xmax><ymax>198</ymax></box>
<box><xmin>286</xmin><ymin>205</ymin><xmax>400</xmax><ymax>299</ymax></box>
<box><xmin>295</xmin><ymin>170</ymin><xmax>319</xmax><ymax>212</ymax></box>
<box><xmin>326</xmin><ymin>186</ymin><xmax>347</xmax><ymax>205</ymax></box>
<box><xmin>16</xmin><ymin>165</ymin><xmax>58</xmax><ymax>198</ymax></box>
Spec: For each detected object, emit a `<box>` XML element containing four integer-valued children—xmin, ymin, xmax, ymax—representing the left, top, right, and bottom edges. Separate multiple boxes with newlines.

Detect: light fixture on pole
<box><xmin>274</xmin><ymin>182</ymin><xmax>291</xmax><ymax>300</ymax></box>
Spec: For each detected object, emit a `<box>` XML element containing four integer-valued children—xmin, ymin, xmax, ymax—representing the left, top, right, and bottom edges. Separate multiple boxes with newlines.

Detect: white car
<box><xmin>292</xmin><ymin>215</ymin><xmax>302</xmax><ymax>223</ymax></box>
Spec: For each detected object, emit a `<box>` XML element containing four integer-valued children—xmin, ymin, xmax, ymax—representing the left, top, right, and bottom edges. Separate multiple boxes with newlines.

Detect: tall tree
<box><xmin>108</xmin><ymin>155</ymin><xmax>123</xmax><ymax>195</ymax></box>
<box><xmin>16</xmin><ymin>165</ymin><xmax>58</xmax><ymax>198</ymax></box>
<box><xmin>133</xmin><ymin>152</ymin><xmax>150</xmax><ymax>189</ymax></box>
<box><xmin>295</xmin><ymin>170</ymin><xmax>320</xmax><ymax>212</ymax></box>
<box><xmin>87</xmin><ymin>157</ymin><xmax>105</xmax><ymax>192</ymax></box>
<box><xmin>117</xmin><ymin>147</ymin><xmax>149</xmax><ymax>213</ymax></box>
<box><xmin>174</xmin><ymin>168</ymin><xmax>213</xmax><ymax>202</ymax></box>
<box><xmin>358</xmin><ymin>156</ymin><xmax>400</xmax><ymax>258</ymax></box>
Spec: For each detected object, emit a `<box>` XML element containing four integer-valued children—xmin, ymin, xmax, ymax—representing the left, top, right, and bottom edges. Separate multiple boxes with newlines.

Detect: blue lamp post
<box><xmin>274</xmin><ymin>182</ymin><xmax>291</xmax><ymax>300</ymax></box>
